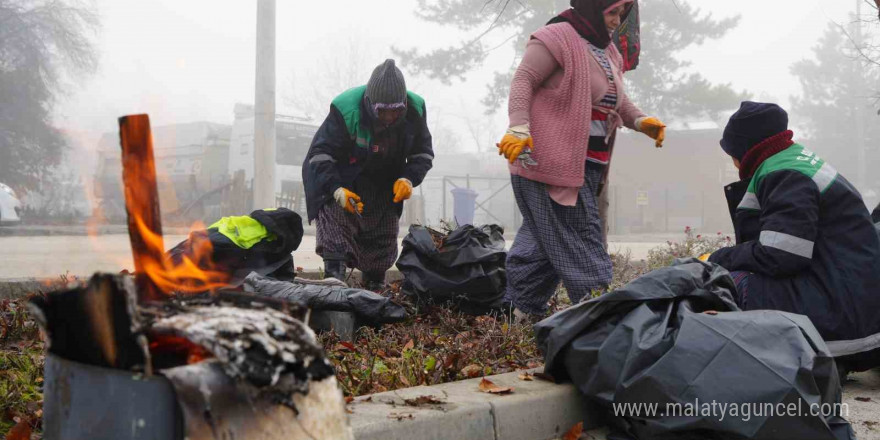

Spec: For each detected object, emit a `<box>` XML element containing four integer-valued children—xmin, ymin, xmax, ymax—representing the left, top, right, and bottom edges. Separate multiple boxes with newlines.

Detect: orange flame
<box><xmin>120</xmin><ymin>114</ymin><xmax>229</xmax><ymax>297</ymax></box>
<box><xmin>149</xmin><ymin>334</ymin><xmax>213</xmax><ymax>365</ymax></box>
<box><xmin>134</xmin><ymin>216</ymin><xmax>229</xmax><ymax>294</ymax></box>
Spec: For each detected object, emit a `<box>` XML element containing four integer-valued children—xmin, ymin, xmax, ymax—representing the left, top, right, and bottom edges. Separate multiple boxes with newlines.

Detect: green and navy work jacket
<box><xmin>710</xmin><ymin>144</ymin><xmax>880</xmax><ymax>367</ymax></box>
<box><xmin>303</xmin><ymin>85</ymin><xmax>434</xmax><ymax>223</ymax></box>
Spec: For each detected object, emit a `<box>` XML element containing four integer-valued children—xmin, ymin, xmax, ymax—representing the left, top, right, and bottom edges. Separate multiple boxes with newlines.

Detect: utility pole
<box><xmin>254</xmin><ymin>0</ymin><xmax>277</xmax><ymax>210</ymax></box>
<box><xmin>855</xmin><ymin>0</ymin><xmax>867</xmax><ymax>192</ymax></box>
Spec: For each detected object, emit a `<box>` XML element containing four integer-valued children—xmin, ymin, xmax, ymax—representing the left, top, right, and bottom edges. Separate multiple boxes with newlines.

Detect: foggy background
<box><xmin>1</xmin><ymin>0</ymin><xmax>878</xmax><ymax>276</ymax></box>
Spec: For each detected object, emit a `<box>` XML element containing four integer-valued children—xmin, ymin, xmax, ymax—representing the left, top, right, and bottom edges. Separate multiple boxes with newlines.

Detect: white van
<box><xmin>228</xmin><ymin>103</ymin><xmax>318</xmax><ymax>199</ymax></box>
<box><xmin>0</xmin><ymin>182</ymin><xmax>22</xmax><ymax>225</ymax></box>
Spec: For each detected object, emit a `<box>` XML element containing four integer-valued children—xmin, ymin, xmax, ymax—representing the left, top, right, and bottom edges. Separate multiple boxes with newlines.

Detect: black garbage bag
<box><xmin>396</xmin><ymin>224</ymin><xmax>506</xmax><ymax>315</ymax></box>
<box><xmin>242</xmin><ymin>273</ymin><xmax>407</xmax><ymax>325</ymax></box>
<box><xmin>167</xmin><ymin>208</ymin><xmax>304</xmax><ymax>286</ymax></box>
<box><xmin>536</xmin><ymin>259</ymin><xmax>853</xmax><ymax>440</ymax></box>
<box><xmin>872</xmin><ymin>202</ymin><xmax>880</xmax><ymax>224</ymax></box>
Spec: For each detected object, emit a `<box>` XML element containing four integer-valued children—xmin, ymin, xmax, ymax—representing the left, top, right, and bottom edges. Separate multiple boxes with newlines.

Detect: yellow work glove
<box><xmin>333</xmin><ymin>187</ymin><xmax>363</xmax><ymax>215</ymax></box>
<box><xmin>698</xmin><ymin>253</ymin><xmax>712</xmax><ymax>262</ymax></box>
<box><xmin>393</xmin><ymin>178</ymin><xmax>413</xmax><ymax>203</ymax></box>
<box><xmin>497</xmin><ymin>125</ymin><xmax>533</xmax><ymax>164</ymax></box>
<box><xmin>637</xmin><ymin>117</ymin><xmax>666</xmax><ymax>148</ymax></box>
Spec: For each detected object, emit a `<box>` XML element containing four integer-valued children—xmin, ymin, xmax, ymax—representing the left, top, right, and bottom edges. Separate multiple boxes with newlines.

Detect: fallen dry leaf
<box><xmin>478</xmin><ymin>378</ymin><xmax>514</xmax><ymax>395</ymax></box>
<box><xmin>336</xmin><ymin>341</ymin><xmax>356</xmax><ymax>352</ymax></box>
<box><xmin>534</xmin><ymin>372</ymin><xmax>555</xmax><ymax>382</ymax></box>
<box><xmin>344</xmin><ymin>396</ymin><xmax>354</xmax><ymax>404</ymax></box>
<box><xmin>518</xmin><ymin>372</ymin><xmax>534</xmax><ymax>381</ymax></box>
<box><xmin>864</xmin><ymin>421</ymin><xmax>878</xmax><ymax>430</ymax></box>
<box><xmin>562</xmin><ymin>421</ymin><xmax>584</xmax><ymax>440</ymax></box>
<box><xmin>444</xmin><ymin>352</ymin><xmax>461</xmax><ymax>368</ymax></box>
<box><xmin>855</xmin><ymin>397</ymin><xmax>873</xmax><ymax>402</ymax></box>
<box><xmin>403</xmin><ymin>339</ymin><xmax>415</xmax><ymax>351</ymax></box>
<box><xmin>5</xmin><ymin>419</ymin><xmax>32</xmax><ymax>440</ymax></box>
<box><xmin>404</xmin><ymin>395</ymin><xmax>446</xmax><ymax>407</ymax></box>
<box><xmin>461</xmin><ymin>364</ymin><xmax>482</xmax><ymax>378</ymax></box>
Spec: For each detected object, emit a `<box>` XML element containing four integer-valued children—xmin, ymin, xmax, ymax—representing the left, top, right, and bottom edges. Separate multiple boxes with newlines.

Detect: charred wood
<box><xmin>28</xmin><ymin>274</ymin><xmax>150</xmax><ymax>371</ymax></box>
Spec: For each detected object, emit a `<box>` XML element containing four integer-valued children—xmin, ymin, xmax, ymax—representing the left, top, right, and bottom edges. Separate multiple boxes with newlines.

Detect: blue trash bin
<box><xmin>451</xmin><ymin>187</ymin><xmax>478</xmax><ymax>226</ymax></box>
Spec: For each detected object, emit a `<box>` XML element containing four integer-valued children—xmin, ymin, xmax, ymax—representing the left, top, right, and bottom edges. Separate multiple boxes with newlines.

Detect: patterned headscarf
<box><xmin>549</xmin><ymin>0</ymin><xmax>634</xmax><ymax>49</ymax></box>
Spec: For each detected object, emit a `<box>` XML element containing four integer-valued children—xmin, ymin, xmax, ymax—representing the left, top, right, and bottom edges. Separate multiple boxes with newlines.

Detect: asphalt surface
<box><xmin>0</xmin><ymin>233</ymin><xmax>670</xmax><ymax>280</ymax></box>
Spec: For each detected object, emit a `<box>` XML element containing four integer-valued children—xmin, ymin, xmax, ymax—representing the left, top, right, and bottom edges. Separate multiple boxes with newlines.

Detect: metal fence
<box><xmin>406</xmin><ymin>175</ymin><xmax>520</xmax><ymax>231</ymax></box>
<box><xmin>404</xmin><ymin>175</ymin><xmax>732</xmax><ymax>235</ymax></box>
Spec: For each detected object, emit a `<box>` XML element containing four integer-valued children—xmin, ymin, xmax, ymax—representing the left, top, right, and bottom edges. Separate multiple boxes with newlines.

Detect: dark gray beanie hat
<box><xmin>365</xmin><ymin>59</ymin><xmax>407</xmax><ymax>106</ymax></box>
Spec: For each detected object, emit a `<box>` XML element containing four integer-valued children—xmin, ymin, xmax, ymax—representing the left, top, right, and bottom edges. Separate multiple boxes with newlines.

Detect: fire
<box><xmin>134</xmin><ymin>216</ymin><xmax>229</xmax><ymax>294</ymax></box>
<box><xmin>120</xmin><ymin>114</ymin><xmax>229</xmax><ymax>298</ymax></box>
<box><xmin>149</xmin><ymin>334</ymin><xmax>213</xmax><ymax>365</ymax></box>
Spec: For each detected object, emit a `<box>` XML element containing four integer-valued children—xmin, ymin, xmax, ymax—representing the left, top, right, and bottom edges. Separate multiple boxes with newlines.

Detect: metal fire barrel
<box><xmin>43</xmin><ymin>354</ymin><xmax>183</xmax><ymax>440</ymax></box>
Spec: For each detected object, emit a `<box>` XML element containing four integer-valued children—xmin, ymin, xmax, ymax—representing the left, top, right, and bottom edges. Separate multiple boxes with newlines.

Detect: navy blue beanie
<box><xmin>720</xmin><ymin>102</ymin><xmax>789</xmax><ymax>160</ymax></box>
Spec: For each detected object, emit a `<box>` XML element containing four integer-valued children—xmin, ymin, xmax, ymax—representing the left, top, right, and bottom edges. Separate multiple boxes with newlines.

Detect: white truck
<box><xmin>93</xmin><ymin>104</ymin><xmax>319</xmax><ymax>222</ymax></box>
<box><xmin>228</xmin><ymin>103</ymin><xmax>318</xmax><ymax>201</ymax></box>
<box><xmin>0</xmin><ymin>182</ymin><xmax>22</xmax><ymax>225</ymax></box>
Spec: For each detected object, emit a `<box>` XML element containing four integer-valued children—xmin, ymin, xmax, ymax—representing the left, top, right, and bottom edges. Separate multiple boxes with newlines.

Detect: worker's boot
<box><xmin>362</xmin><ymin>271</ymin><xmax>386</xmax><ymax>292</ymax></box>
<box><xmin>323</xmin><ymin>259</ymin><xmax>347</xmax><ymax>282</ymax></box>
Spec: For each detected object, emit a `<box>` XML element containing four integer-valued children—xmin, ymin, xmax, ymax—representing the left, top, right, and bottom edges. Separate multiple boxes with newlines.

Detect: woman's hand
<box><xmin>497</xmin><ymin>125</ymin><xmax>533</xmax><ymax>164</ymax></box>
<box><xmin>333</xmin><ymin>187</ymin><xmax>363</xmax><ymax>215</ymax></box>
<box><xmin>637</xmin><ymin>117</ymin><xmax>666</xmax><ymax>148</ymax></box>
<box><xmin>392</xmin><ymin>178</ymin><xmax>413</xmax><ymax>203</ymax></box>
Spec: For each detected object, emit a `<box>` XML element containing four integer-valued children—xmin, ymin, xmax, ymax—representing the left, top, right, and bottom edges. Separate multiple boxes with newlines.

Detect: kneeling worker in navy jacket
<box><xmin>707</xmin><ymin>102</ymin><xmax>880</xmax><ymax>372</ymax></box>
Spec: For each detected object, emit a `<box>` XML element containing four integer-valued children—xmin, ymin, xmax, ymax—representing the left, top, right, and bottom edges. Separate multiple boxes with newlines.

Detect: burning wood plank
<box><xmin>118</xmin><ymin>114</ymin><xmax>229</xmax><ymax>298</ymax></box>
<box><xmin>119</xmin><ymin>114</ymin><xmax>165</xmax><ymax>302</ymax></box>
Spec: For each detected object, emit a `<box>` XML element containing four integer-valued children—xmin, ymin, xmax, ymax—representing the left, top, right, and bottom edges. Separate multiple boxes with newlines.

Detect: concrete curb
<box><xmin>347</xmin><ymin>368</ymin><xmax>607</xmax><ymax>440</ymax></box>
<box><xmin>0</xmin><ymin>278</ymin><xmax>59</xmax><ymax>300</ymax></box>
<box><xmin>346</xmin><ymin>369</ymin><xmax>880</xmax><ymax>440</ymax></box>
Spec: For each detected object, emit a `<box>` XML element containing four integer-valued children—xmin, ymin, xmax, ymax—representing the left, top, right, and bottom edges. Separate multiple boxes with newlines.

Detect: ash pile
<box><xmin>29</xmin><ymin>115</ymin><xmax>353</xmax><ymax>440</ymax></box>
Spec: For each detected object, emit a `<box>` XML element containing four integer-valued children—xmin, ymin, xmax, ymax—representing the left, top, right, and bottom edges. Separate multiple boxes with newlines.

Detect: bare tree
<box><xmin>392</xmin><ymin>0</ymin><xmax>747</xmax><ymax>122</ymax></box>
<box><xmin>284</xmin><ymin>38</ymin><xmax>378</xmax><ymax>119</ymax></box>
<box><xmin>0</xmin><ymin>0</ymin><xmax>99</xmax><ymax>193</ymax></box>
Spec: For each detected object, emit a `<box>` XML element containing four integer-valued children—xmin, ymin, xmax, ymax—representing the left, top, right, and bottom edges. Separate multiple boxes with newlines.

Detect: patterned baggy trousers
<box><xmin>503</xmin><ymin>164</ymin><xmax>613</xmax><ymax>314</ymax></box>
<box><xmin>316</xmin><ymin>179</ymin><xmax>400</xmax><ymax>274</ymax></box>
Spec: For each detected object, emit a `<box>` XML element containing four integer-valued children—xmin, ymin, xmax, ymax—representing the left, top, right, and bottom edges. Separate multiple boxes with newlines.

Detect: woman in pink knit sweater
<box><xmin>498</xmin><ymin>0</ymin><xmax>666</xmax><ymax>320</ymax></box>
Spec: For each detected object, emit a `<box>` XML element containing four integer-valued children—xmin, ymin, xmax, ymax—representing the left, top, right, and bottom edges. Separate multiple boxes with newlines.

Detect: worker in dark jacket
<box><xmin>303</xmin><ymin>59</ymin><xmax>434</xmax><ymax>289</ymax></box>
<box><xmin>707</xmin><ymin>102</ymin><xmax>880</xmax><ymax>371</ymax></box>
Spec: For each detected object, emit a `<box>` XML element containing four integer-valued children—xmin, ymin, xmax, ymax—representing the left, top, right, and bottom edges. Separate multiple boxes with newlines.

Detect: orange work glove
<box><xmin>393</xmin><ymin>178</ymin><xmax>413</xmax><ymax>203</ymax></box>
<box><xmin>637</xmin><ymin>117</ymin><xmax>666</xmax><ymax>148</ymax></box>
<box><xmin>333</xmin><ymin>187</ymin><xmax>363</xmax><ymax>215</ymax></box>
<box><xmin>497</xmin><ymin>125</ymin><xmax>534</xmax><ymax>164</ymax></box>
<box><xmin>698</xmin><ymin>253</ymin><xmax>712</xmax><ymax>262</ymax></box>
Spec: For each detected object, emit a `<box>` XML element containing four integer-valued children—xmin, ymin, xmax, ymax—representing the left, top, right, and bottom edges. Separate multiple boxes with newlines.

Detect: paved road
<box><xmin>0</xmin><ymin>234</ymin><xmax>667</xmax><ymax>280</ymax></box>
